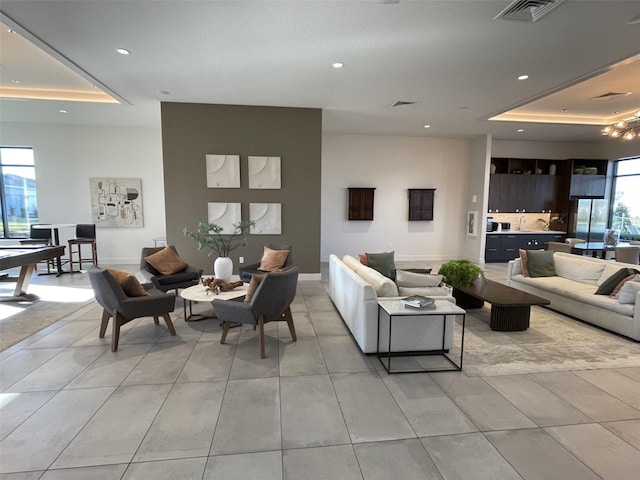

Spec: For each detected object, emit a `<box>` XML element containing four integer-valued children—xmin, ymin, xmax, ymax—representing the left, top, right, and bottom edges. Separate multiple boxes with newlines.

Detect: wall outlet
<box><xmin>239</xmin><ymin>256</ymin><xmax>244</xmax><ymax>264</ymax></box>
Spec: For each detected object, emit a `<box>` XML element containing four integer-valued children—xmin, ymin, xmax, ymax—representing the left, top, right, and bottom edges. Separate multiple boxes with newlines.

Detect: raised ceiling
<box><xmin>1</xmin><ymin>0</ymin><xmax>639</xmax><ymax>142</ymax></box>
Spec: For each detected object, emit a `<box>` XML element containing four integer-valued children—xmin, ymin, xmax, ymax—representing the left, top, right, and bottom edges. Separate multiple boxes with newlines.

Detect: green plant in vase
<box><xmin>437</xmin><ymin>259</ymin><xmax>484</xmax><ymax>289</ymax></box>
<box><xmin>183</xmin><ymin>220</ymin><xmax>254</xmax><ymax>281</ymax></box>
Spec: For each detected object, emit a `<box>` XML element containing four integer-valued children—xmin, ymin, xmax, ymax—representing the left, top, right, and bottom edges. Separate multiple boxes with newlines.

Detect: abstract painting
<box><xmin>250</xmin><ymin>203</ymin><xmax>282</xmax><ymax>234</ymax></box>
<box><xmin>208</xmin><ymin>202</ymin><xmax>241</xmax><ymax>233</ymax></box>
<box><xmin>248</xmin><ymin>156</ymin><xmax>281</xmax><ymax>189</ymax></box>
<box><xmin>206</xmin><ymin>154</ymin><xmax>240</xmax><ymax>188</ymax></box>
<box><xmin>90</xmin><ymin>177</ymin><xmax>143</xmax><ymax>228</ymax></box>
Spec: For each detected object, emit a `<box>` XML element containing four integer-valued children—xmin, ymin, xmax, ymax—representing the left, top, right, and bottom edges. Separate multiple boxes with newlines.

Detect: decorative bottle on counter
<box><xmin>490</xmin><ymin>163</ymin><xmax>497</xmax><ymax>174</ymax></box>
<box><xmin>549</xmin><ymin>163</ymin><xmax>556</xmax><ymax>175</ymax></box>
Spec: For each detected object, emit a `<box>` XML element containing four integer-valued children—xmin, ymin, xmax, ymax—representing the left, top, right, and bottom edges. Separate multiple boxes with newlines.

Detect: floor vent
<box><xmin>391</xmin><ymin>101</ymin><xmax>417</xmax><ymax>109</ymax></box>
<box><xmin>494</xmin><ymin>0</ymin><xmax>566</xmax><ymax>23</ymax></box>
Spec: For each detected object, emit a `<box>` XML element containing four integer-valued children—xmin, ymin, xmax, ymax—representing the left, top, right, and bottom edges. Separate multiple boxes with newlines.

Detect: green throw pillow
<box><xmin>527</xmin><ymin>250</ymin><xmax>556</xmax><ymax>278</ymax></box>
<box><xmin>595</xmin><ymin>268</ymin><xmax>640</xmax><ymax>295</ymax></box>
<box><xmin>366</xmin><ymin>251</ymin><xmax>395</xmax><ymax>279</ymax></box>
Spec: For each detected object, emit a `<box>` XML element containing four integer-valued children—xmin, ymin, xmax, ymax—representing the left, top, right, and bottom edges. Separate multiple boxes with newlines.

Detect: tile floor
<box><xmin>0</xmin><ymin>263</ymin><xmax>639</xmax><ymax>479</ymax></box>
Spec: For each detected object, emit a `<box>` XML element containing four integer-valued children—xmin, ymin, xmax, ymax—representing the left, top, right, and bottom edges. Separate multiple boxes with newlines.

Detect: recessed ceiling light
<box><xmin>561</xmin><ymin>108</ymin><xmax>569</xmax><ymax>112</ymax></box>
<box><xmin>423</xmin><ymin>125</ymin><xmax>431</xmax><ymax>129</ymax></box>
<box><xmin>332</xmin><ymin>62</ymin><xmax>343</xmax><ymax>69</ymax></box>
<box><xmin>517</xmin><ymin>128</ymin><xmax>524</xmax><ymax>132</ymax></box>
<box><xmin>116</xmin><ymin>48</ymin><xmax>131</xmax><ymax>55</ymax></box>
<box><xmin>6</xmin><ymin>28</ymin><xmax>15</xmax><ymax>34</ymax></box>
<box><xmin>11</xmin><ymin>79</ymin><xmax>20</xmax><ymax>84</ymax></box>
<box><xmin>59</xmin><ymin>109</ymin><xmax>68</xmax><ymax>114</ymax></box>
<box><xmin>517</xmin><ymin>74</ymin><xmax>529</xmax><ymax>80</ymax></box>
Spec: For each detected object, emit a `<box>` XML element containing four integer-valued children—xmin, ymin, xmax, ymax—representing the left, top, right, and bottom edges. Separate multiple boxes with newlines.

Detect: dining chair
<box><xmin>615</xmin><ymin>246</ymin><xmax>640</xmax><ymax>265</ymax></box>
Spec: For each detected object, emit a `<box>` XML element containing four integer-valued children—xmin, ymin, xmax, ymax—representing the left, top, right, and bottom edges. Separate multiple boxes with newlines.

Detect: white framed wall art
<box><xmin>208</xmin><ymin>202</ymin><xmax>241</xmax><ymax>233</ymax></box>
<box><xmin>248</xmin><ymin>156</ymin><xmax>281</xmax><ymax>189</ymax></box>
<box><xmin>250</xmin><ymin>203</ymin><xmax>282</xmax><ymax>234</ymax></box>
<box><xmin>206</xmin><ymin>154</ymin><xmax>240</xmax><ymax>188</ymax></box>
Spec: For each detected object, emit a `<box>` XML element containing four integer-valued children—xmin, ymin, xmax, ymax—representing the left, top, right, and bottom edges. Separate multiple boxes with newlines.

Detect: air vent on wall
<box><xmin>494</xmin><ymin>0</ymin><xmax>566</xmax><ymax>23</ymax></box>
<box><xmin>391</xmin><ymin>101</ymin><xmax>417</xmax><ymax>109</ymax></box>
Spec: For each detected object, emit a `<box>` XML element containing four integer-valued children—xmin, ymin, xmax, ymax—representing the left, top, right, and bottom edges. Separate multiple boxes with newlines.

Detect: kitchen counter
<box><xmin>487</xmin><ymin>230</ymin><xmax>566</xmax><ymax>235</ymax></box>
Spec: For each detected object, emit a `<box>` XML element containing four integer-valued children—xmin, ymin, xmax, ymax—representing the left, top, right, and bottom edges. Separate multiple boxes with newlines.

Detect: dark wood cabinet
<box><xmin>348</xmin><ymin>188</ymin><xmax>375</xmax><ymax>220</ymax></box>
<box><xmin>488</xmin><ymin>174</ymin><xmax>547</xmax><ymax>212</ymax></box>
<box><xmin>484</xmin><ymin>233</ymin><xmax>565</xmax><ymax>262</ymax></box>
<box><xmin>567</xmin><ymin>158</ymin><xmax>608</xmax><ymax>198</ymax></box>
<box><xmin>408</xmin><ymin>189</ymin><xmax>435</xmax><ymax>221</ymax></box>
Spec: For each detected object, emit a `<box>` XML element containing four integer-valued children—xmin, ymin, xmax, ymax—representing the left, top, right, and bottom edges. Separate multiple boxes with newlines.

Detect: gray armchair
<box><xmin>214</xmin><ymin>266</ymin><xmax>299</xmax><ymax>358</ymax></box>
<box><xmin>88</xmin><ymin>267</ymin><xmax>177</xmax><ymax>351</ymax></box>
<box><xmin>239</xmin><ymin>244</ymin><xmax>293</xmax><ymax>282</ymax></box>
<box><xmin>139</xmin><ymin>245</ymin><xmax>203</xmax><ymax>293</ymax></box>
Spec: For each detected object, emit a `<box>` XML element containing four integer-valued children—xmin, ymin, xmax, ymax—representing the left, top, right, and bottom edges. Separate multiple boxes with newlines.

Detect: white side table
<box><xmin>377</xmin><ymin>299</ymin><xmax>466</xmax><ymax>374</ymax></box>
<box><xmin>180</xmin><ymin>282</ymin><xmax>248</xmax><ymax>321</ymax></box>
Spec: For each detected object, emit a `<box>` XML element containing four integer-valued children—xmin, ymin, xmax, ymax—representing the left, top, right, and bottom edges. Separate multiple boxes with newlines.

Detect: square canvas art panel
<box><xmin>208</xmin><ymin>202</ymin><xmax>241</xmax><ymax>234</ymax></box>
<box><xmin>90</xmin><ymin>177</ymin><xmax>143</xmax><ymax>228</ymax></box>
<box><xmin>206</xmin><ymin>154</ymin><xmax>240</xmax><ymax>188</ymax></box>
<box><xmin>248</xmin><ymin>156</ymin><xmax>281</xmax><ymax>189</ymax></box>
<box><xmin>250</xmin><ymin>203</ymin><xmax>282</xmax><ymax>234</ymax></box>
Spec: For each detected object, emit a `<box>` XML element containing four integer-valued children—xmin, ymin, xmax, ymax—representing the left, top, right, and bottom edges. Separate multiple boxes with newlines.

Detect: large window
<box><xmin>0</xmin><ymin>147</ymin><xmax>39</xmax><ymax>238</ymax></box>
<box><xmin>611</xmin><ymin>157</ymin><xmax>640</xmax><ymax>241</ymax></box>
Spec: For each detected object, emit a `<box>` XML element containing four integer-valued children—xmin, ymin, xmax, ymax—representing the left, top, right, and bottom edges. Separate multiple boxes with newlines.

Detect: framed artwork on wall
<box><xmin>206</xmin><ymin>154</ymin><xmax>240</xmax><ymax>188</ymax></box>
<box><xmin>248</xmin><ymin>156</ymin><xmax>281</xmax><ymax>189</ymax></box>
<box><xmin>90</xmin><ymin>177</ymin><xmax>143</xmax><ymax>227</ymax></box>
<box><xmin>250</xmin><ymin>203</ymin><xmax>282</xmax><ymax>234</ymax></box>
<box><xmin>208</xmin><ymin>202</ymin><xmax>241</xmax><ymax>233</ymax></box>
<box><xmin>467</xmin><ymin>211</ymin><xmax>478</xmax><ymax>237</ymax></box>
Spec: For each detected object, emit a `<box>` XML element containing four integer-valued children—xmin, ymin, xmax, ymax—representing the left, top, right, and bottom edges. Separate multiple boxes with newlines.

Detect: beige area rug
<box><xmin>0</xmin><ymin>283</ymin><xmax>95</xmax><ymax>351</ymax></box>
<box><xmin>459</xmin><ymin>305</ymin><xmax>640</xmax><ymax>376</ymax></box>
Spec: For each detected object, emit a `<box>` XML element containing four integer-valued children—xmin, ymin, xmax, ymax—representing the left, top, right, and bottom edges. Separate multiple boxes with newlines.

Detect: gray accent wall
<box><xmin>160</xmin><ymin>102</ymin><xmax>322</xmax><ymax>274</ymax></box>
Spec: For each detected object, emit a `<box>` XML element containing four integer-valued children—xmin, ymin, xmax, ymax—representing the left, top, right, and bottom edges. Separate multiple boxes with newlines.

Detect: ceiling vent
<box><xmin>591</xmin><ymin>92</ymin><xmax>631</xmax><ymax>102</ymax></box>
<box><xmin>391</xmin><ymin>101</ymin><xmax>417</xmax><ymax>109</ymax></box>
<box><xmin>494</xmin><ymin>0</ymin><xmax>566</xmax><ymax>23</ymax></box>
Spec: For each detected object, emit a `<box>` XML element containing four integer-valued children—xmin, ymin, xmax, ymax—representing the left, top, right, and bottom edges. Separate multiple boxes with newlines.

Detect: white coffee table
<box><xmin>180</xmin><ymin>282</ymin><xmax>248</xmax><ymax>321</ymax></box>
<box><xmin>377</xmin><ymin>298</ymin><xmax>466</xmax><ymax>374</ymax></box>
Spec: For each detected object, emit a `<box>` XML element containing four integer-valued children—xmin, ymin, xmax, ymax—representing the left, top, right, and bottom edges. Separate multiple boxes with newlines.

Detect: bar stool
<box><xmin>68</xmin><ymin>224</ymin><xmax>98</xmax><ymax>272</ymax></box>
<box><xmin>20</xmin><ymin>224</ymin><xmax>55</xmax><ymax>273</ymax></box>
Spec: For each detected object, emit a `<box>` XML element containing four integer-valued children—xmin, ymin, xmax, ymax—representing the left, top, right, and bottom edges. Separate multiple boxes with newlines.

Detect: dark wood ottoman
<box><xmin>453</xmin><ymin>279</ymin><xmax>550</xmax><ymax>331</ymax></box>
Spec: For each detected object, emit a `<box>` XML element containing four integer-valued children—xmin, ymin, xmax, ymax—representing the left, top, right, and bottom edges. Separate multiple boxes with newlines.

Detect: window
<box><xmin>0</xmin><ymin>147</ymin><xmax>39</xmax><ymax>238</ymax></box>
<box><xmin>611</xmin><ymin>157</ymin><xmax>640</xmax><ymax>241</ymax></box>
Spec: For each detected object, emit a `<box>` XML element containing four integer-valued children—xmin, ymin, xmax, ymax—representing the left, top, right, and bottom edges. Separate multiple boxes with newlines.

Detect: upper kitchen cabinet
<box><xmin>348</xmin><ymin>187</ymin><xmax>375</xmax><ymax>220</ymax></box>
<box><xmin>408</xmin><ymin>188</ymin><xmax>435</xmax><ymax>221</ymax></box>
<box><xmin>566</xmin><ymin>159</ymin><xmax>608</xmax><ymax>198</ymax></box>
<box><xmin>488</xmin><ymin>157</ymin><xmax>559</xmax><ymax>212</ymax></box>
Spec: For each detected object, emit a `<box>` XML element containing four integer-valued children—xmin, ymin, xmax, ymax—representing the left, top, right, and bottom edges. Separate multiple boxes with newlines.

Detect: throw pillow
<box><xmin>258</xmin><ymin>247</ymin><xmax>289</xmax><ymax>272</ymax></box>
<box><xmin>617</xmin><ymin>279</ymin><xmax>640</xmax><ymax>304</ymax></box>
<box><xmin>366</xmin><ymin>251</ymin><xmax>395</xmax><ymax>279</ymax></box>
<box><xmin>519</xmin><ymin>249</ymin><xmax>531</xmax><ymax>277</ymax></box>
<box><xmin>358</xmin><ymin>253</ymin><xmax>369</xmax><ymax>266</ymax></box>
<box><xmin>611</xmin><ymin>274</ymin><xmax>640</xmax><ymax>297</ymax></box>
<box><xmin>396</xmin><ymin>270</ymin><xmax>443</xmax><ymax>287</ymax></box>
<box><xmin>244</xmin><ymin>273</ymin><xmax>264</xmax><ymax>303</ymax></box>
<box><xmin>526</xmin><ymin>250</ymin><xmax>556</xmax><ymax>278</ymax></box>
<box><xmin>145</xmin><ymin>246</ymin><xmax>188</xmax><ymax>276</ymax></box>
<box><xmin>107</xmin><ymin>269</ymin><xmax>148</xmax><ymax>297</ymax></box>
<box><xmin>595</xmin><ymin>268</ymin><xmax>639</xmax><ymax>295</ymax></box>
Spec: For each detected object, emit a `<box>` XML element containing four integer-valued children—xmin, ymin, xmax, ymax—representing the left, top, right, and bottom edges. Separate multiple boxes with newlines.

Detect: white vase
<box><xmin>214</xmin><ymin>256</ymin><xmax>233</xmax><ymax>282</ymax></box>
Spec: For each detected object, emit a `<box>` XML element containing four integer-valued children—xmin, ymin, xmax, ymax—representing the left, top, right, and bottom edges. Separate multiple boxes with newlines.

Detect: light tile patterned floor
<box><xmin>0</xmin><ymin>263</ymin><xmax>639</xmax><ymax>479</ymax></box>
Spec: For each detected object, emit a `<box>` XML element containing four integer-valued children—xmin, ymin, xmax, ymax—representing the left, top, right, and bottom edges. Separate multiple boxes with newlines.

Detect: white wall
<box><xmin>321</xmin><ymin>133</ymin><xmax>470</xmax><ymax>262</ymax></box>
<box><xmin>463</xmin><ymin>135</ymin><xmax>492</xmax><ymax>264</ymax></box>
<box><xmin>0</xmin><ymin>122</ymin><xmax>166</xmax><ymax>264</ymax></box>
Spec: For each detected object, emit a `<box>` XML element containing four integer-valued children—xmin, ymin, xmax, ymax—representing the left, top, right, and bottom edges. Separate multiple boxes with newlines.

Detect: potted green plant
<box><xmin>183</xmin><ymin>220</ymin><xmax>254</xmax><ymax>281</ymax></box>
<box><xmin>437</xmin><ymin>259</ymin><xmax>484</xmax><ymax>289</ymax></box>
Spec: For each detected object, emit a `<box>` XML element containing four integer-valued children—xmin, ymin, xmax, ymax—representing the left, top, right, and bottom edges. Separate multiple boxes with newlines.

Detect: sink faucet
<box><xmin>518</xmin><ymin>216</ymin><xmax>526</xmax><ymax>231</ymax></box>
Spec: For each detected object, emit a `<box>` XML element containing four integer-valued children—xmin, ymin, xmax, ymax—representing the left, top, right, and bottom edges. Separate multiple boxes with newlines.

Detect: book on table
<box><xmin>401</xmin><ymin>295</ymin><xmax>435</xmax><ymax>308</ymax></box>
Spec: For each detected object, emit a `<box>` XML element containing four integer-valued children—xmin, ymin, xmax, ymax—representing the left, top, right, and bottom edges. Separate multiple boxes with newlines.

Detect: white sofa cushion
<box><xmin>553</xmin><ymin>253</ymin><xmax>606</xmax><ymax>285</ymax></box>
<box><xmin>396</xmin><ymin>270</ymin><xmax>443</xmax><ymax>287</ymax></box>
<box><xmin>343</xmin><ymin>255</ymin><xmax>398</xmax><ymax>297</ymax></box>
<box><xmin>398</xmin><ymin>286</ymin><xmax>451</xmax><ymax>297</ymax></box>
<box><xmin>618</xmin><ymin>280</ymin><xmax>640</xmax><ymax>304</ymax></box>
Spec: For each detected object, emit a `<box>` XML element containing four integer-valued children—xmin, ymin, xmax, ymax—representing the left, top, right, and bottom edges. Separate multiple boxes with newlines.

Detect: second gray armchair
<box><xmin>214</xmin><ymin>266</ymin><xmax>299</xmax><ymax>358</ymax></box>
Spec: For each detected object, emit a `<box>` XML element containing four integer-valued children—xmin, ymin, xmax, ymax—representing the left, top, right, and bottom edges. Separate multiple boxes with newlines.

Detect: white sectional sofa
<box><xmin>328</xmin><ymin>254</ymin><xmax>456</xmax><ymax>353</ymax></box>
<box><xmin>508</xmin><ymin>252</ymin><xmax>640</xmax><ymax>341</ymax></box>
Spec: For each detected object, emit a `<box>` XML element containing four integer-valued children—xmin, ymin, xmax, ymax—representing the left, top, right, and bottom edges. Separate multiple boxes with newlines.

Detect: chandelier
<box><xmin>601</xmin><ymin>111</ymin><xmax>640</xmax><ymax>140</ymax></box>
